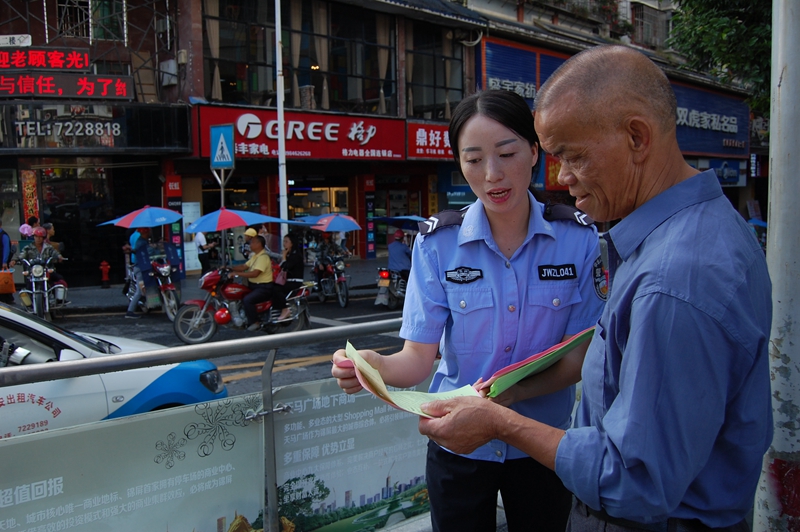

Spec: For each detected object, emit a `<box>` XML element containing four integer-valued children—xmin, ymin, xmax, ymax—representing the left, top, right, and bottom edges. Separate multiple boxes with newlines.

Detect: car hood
<box><xmin>73</xmin><ymin>332</ymin><xmax>166</xmax><ymax>355</ymax></box>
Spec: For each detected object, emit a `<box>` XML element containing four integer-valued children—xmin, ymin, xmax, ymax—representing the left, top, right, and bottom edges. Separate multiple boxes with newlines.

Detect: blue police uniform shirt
<box><xmin>556</xmin><ymin>170</ymin><xmax>773</xmax><ymax>527</ymax></box>
<box><xmin>401</xmin><ymin>191</ymin><xmax>605</xmax><ymax>462</ymax></box>
<box><xmin>387</xmin><ymin>240</ymin><xmax>412</xmax><ymax>272</ymax></box>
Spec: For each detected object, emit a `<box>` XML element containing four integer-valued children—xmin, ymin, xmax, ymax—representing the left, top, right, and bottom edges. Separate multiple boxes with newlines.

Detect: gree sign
<box><xmin>197</xmin><ymin>106</ymin><xmax>406</xmax><ymax>161</ymax></box>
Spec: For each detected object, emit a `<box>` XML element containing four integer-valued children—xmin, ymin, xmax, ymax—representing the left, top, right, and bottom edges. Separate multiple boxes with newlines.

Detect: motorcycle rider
<box><xmin>272</xmin><ymin>232</ymin><xmax>305</xmax><ymax>322</ymax></box>
<box><xmin>228</xmin><ymin>235</ymin><xmax>274</xmax><ymax>331</ymax></box>
<box><xmin>387</xmin><ymin>229</ymin><xmax>412</xmax><ymax>281</ymax></box>
<box><xmin>19</xmin><ymin>226</ymin><xmax>67</xmax><ymax>299</ymax></box>
<box><xmin>314</xmin><ymin>232</ymin><xmax>343</xmax><ymax>287</ymax></box>
<box><xmin>122</xmin><ymin>227</ymin><xmax>150</xmax><ymax>319</ymax></box>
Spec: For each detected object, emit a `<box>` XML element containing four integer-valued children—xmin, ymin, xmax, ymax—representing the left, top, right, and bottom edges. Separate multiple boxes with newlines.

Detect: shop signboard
<box><xmin>197</xmin><ymin>106</ymin><xmax>406</xmax><ymax>161</ymax></box>
<box><xmin>479</xmin><ymin>37</ymin><xmax>569</xmax><ymax>108</ymax></box>
<box><xmin>0</xmin><ymin>47</ymin><xmax>91</xmax><ymax>72</ymax></box>
<box><xmin>407</xmin><ymin>121</ymin><xmax>452</xmax><ymax>160</ymax></box>
<box><xmin>0</xmin><ymin>72</ymin><xmax>133</xmax><ymax>99</ymax></box>
<box><xmin>672</xmin><ymin>84</ymin><xmax>749</xmax><ymax>159</ymax></box>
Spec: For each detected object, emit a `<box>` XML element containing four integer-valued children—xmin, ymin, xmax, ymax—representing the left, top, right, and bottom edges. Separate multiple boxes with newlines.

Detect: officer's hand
<box><xmin>332</xmin><ymin>349</ymin><xmax>383</xmax><ymax>394</ymax></box>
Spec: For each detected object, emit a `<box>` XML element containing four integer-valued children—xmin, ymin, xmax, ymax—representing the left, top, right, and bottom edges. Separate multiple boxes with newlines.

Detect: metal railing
<box><xmin>0</xmin><ymin>318</ymin><xmax>403</xmax><ymax>387</ymax></box>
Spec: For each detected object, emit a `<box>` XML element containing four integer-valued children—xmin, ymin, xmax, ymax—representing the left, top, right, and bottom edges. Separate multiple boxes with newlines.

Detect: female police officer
<box><xmin>332</xmin><ymin>90</ymin><xmax>605</xmax><ymax>531</ymax></box>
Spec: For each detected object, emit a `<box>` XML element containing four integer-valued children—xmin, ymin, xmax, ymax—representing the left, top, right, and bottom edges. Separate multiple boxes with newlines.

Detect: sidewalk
<box><xmin>58</xmin><ymin>255</ymin><xmax>390</xmax><ymax>314</ymax></box>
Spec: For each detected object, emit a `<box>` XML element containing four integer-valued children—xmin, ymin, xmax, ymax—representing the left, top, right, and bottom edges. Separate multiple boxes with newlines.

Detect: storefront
<box><xmin>186</xmin><ymin>104</ymin><xmax>442</xmax><ymax>260</ymax></box>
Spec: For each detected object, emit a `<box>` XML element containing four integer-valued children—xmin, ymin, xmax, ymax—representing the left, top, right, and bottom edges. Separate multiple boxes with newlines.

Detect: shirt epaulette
<box><xmin>417</xmin><ymin>208</ymin><xmax>468</xmax><ymax>235</ymax></box>
<box><xmin>543</xmin><ymin>203</ymin><xmax>594</xmax><ymax>226</ymax></box>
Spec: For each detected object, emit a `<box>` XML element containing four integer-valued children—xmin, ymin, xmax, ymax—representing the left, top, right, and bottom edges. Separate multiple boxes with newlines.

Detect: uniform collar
<box><xmin>608</xmin><ymin>169</ymin><xmax>723</xmax><ymax>261</ymax></box>
<box><xmin>457</xmin><ymin>191</ymin><xmax>554</xmax><ymax>248</ymax></box>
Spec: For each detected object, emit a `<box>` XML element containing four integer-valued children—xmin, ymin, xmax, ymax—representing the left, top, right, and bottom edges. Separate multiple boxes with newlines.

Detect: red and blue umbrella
<box><xmin>312</xmin><ymin>213</ymin><xmax>362</xmax><ymax>232</ymax></box>
<box><xmin>98</xmin><ymin>205</ymin><xmax>182</xmax><ymax>228</ymax></box>
<box><xmin>186</xmin><ymin>207</ymin><xmax>309</xmax><ymax>233</ymax></box>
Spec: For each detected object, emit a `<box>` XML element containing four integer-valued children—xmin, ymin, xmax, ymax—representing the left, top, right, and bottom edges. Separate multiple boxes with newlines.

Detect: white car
<box><xmin>0</xmin><ymin>304</ymin><xmax>227</xmax><ymax>440</ymax></box>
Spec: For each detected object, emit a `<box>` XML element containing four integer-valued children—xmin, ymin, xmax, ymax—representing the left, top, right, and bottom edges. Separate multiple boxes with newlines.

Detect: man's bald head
<box><xmin>535</xmin><ymin>45</ymin><xmax>677</xmax><ymax>133</ymax></box>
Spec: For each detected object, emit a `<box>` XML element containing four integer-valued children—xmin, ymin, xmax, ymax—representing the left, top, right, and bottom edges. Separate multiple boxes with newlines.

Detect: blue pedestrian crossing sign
<box><xmin>210</xmin><ymin>124</ymin><xmax>235</xmax><ymax>170</ymax></box>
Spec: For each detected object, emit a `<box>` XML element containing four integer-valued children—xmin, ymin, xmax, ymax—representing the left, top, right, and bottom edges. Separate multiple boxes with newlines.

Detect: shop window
<box><xmin>92</xmin><ymin>0</ymin><xmax>126</xmax><ymax>42</ymax></box>
<box><xmin>57</xmin><ymin>0</ymin><xmax>90</xmax><ymax>39</ymax></box>
<box><xmin>407</xmin><ymin>20</ymin><xmax>462</xmax><ymax>120</ymax></box>
<box><xmin>0</xmin><ymin>169</ymin><xmax>21</xmax><ymax>242</ymax></box>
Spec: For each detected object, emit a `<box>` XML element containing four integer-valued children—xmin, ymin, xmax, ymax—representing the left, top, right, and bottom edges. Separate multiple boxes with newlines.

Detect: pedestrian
<box><xmin>332</xmin><ymin>89</ymin><xmax>606</xmax><ymax>532</ymax></box>
<box><xmin>19</xmin><ymin>215</ymin><xmax>38</xmax><ymax>238</ymax></box>
<box><xmin>240</xmin><ymin>227</ymin><xmax>257</xmax><ymax>260</ymax></box>
<box><xmin>417</xmin><ymin>45</ymin><xmax>773</xmax><ymax>531</ymax></box>
<box><xmin>337</xmin><ymin>230</ymin><xmax>349</xmax><ymax>255</ymax></box>
<box><xmin>194</xmin><ymin>231</ymin><xmax>215</xmax><ymax>274</ymax></box>
<box><xmin>0</xmin><ymin>220</ymin><xmax>17</xmax><ymax>305</ymax></box>
<box><xmin>272</xmin><ymin>232</ymin><xmax>305</xmax><ymax>322</ymax></box>
<box><xmin>123</xmin><ymin>227</ymin><xmax>151</xmax><ymax>319</ymax></box>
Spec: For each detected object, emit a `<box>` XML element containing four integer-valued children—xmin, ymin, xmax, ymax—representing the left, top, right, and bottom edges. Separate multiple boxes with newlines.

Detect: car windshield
<box><xmin>0</xmin><ymin>303</ymin><xmax>107</xmax><ymax>352</ymax></box>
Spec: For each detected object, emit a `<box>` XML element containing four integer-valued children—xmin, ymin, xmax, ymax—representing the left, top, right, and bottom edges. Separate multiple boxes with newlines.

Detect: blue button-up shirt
<box><xmin>556</xmin><ymin>170</ymin><xmax>773</xmax><ymax>527</ymax></box>
<box><xmin>401</xmin><ymin>192</ymin><xmax>605</xmax><ymax>462</ymax></box>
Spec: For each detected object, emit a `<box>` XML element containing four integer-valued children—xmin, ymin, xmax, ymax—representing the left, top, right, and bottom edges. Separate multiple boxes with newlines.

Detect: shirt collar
<box><xmin>608</xmin><ymin>169</ymin><xmax>723</xmax><ymax>260</ymax></box>
<box><xmin>457</xmin><ymin>191</ymin><xmax>554</xmax><ymax>248</ymax></box>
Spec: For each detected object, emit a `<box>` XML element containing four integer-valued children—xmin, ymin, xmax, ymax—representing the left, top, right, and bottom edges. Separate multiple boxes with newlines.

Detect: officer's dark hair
<box><xmin>449</xmin><ymin>89</ymin><xmax>542</xmax><ymax>184</ymax></box>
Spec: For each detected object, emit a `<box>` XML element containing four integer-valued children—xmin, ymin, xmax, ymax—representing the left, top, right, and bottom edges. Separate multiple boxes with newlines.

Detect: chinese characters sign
<box><xmin>407</xmin><ymin>121</ymin><xmax>452</xmax><ymax>160</ymax></box>
<box><xmin>197</xmin><ymin>106</ymin><xmax>406</xmax><ymax>161</ymax></box>
<box><xmin>673</xmin><ymin>83</ymin><xmax>749</xmax><ymax>157</ymax></box>
<box><xmin>0</xmin><ymin>73</ymin><xmax>133</xmax><ymax>99</ymax></box>
<box><xmin>0</xmin><ymin>47</ymin><xmax>91</xmax><ymax>72</ymax></box>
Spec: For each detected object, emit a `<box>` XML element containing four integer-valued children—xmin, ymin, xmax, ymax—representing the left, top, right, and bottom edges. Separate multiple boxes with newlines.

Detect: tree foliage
<box><xmin>667</xmin><ymin>0</ymin><xmax>772</xmax><ymax>114</ymax></box>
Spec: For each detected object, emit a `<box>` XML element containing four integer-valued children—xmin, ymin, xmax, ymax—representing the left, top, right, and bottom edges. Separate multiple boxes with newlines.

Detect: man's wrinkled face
<box><xmin>534</xmin><ymin>95</ymin><xmax>638</xmax><ymax>222</ymax></box>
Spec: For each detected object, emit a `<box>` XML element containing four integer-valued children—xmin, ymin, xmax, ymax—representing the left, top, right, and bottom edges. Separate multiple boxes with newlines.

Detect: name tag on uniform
<box><xmin>538</xmin><ymin>264</ymin><xmax>577</xmax><ymax>281</ymax></box>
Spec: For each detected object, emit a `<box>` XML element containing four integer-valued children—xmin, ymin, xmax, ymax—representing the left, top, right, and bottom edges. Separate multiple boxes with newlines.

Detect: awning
<box><xmin>334</xmin><ymin>0</ymin><xmax>487</xmax><ymax>28</ymax></box>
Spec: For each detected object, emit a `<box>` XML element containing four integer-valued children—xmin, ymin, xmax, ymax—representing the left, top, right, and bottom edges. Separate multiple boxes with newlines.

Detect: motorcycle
<box><xmin>18</xmin><ymin>257</ymin><xmax>69</xmax><ymax>321</ymax></box>
<box><xmin>173</xmin><ymin>266</ymin><xmax>314</xmax><ymax>345</ymax></box>
<box><xmin>314</xmin><ymin>254</ymin><xmax>349</xmax><ymax>308</ymax></box>
<box><xmin>374</xmin><ymin>268</ymin><xmax>406</xmax><ymax>310</ymax></box>
<box><xmin>124</xmin><ymin>241</ymin><xmax>181</xmax><ymax>321</ymax></box>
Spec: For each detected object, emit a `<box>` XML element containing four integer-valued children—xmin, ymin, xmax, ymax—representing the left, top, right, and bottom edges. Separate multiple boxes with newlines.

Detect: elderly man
<box><xmin>419</xmin><ymin>45</ymin><xmax>772</xmax><ymax>531</ymax></box>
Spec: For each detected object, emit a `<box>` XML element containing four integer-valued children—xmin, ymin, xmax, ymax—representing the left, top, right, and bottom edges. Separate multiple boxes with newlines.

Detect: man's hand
<box><xmin>418</xmin><ymin>397</ymin><xmax>503</xmax><ymax>455</ymax></box>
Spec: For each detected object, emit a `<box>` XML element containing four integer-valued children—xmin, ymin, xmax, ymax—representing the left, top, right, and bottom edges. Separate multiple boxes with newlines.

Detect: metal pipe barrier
<box><xmin>0</xmin><ymin>318</ymin><xmax>403</xmax><ymax>387</ymax></box>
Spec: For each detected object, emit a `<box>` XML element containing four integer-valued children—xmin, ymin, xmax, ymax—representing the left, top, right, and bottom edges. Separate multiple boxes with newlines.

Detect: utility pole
<box><xmin>275</xmin><ymin>0</ymin><xmax>289</xmax><ymax>240</ymax></box>
<box><xmin>754</xmin><ymin>1</ymin><xmax>800</xmax><ymax>529</ymax></box>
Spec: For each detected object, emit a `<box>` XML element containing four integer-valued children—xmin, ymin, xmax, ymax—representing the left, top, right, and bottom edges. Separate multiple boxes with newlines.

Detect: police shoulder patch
<box><xmin>418</xmin><ymin>208</ymin><xmax>468</xmax><ymax>236</ymax></box>
<box><xmin>543</xmin><ymin>203</ymin><xmax>594</xmax><ymax>226</ymax></box>
<box><xmin>592</xmin><ymin>255</ymin><xmax>608</xmax><ymax>301</ymax></box>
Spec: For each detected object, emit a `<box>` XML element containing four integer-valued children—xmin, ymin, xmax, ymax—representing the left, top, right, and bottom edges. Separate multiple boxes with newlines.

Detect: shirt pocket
<box><xmin>527</xmin><ymin>283</ymin><xmax>582</xmax><ymax>334</ymax></box>
<box><xmin>445</xmin><ymin>287</ymin><xmax>494</xmax><ymax>354</ymax></box>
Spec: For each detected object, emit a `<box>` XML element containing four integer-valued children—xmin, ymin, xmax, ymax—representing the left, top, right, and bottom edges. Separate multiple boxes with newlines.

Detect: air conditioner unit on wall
<box><xmin>160</xmin><ymin>59</ymin><xmax>178</xmax><ymax>86</ymax></box>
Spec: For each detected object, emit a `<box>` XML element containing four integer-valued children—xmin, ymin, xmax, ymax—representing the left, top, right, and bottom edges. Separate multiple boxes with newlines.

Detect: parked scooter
<box><xmin>313</xmin><ymin>254</ymin><xmax>349</xmax><ymax>308</ymax></box>
<box><xmin>18</xmin><ymin>257</ymin><xmax>68</xmax><ymax>321</ymax></box>
<box><xmin>374</xmin><ymin>267</ymin><xmax>405</xmax><ymax>310</ymax></box>
<box><xmin>124</xmin><ymin>241</ymin><xmax>181</xmax><ymax>321</ymax></box>
<box><xmin>173</xmin><ymin>266</ymin><xmax>314</xmax><ymax>345</ymax></box>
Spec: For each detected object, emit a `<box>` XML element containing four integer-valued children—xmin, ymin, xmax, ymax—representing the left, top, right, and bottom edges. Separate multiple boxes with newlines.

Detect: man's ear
<box><xmin>626</xmin><ymin>116</ymin><xmax>652</xmax><ymax>163</ymax></box>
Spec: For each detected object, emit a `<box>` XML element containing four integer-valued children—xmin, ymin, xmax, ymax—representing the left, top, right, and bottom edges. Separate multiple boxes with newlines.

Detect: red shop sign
<box><xmin>0</xmin><ymin>73</ymin><xmax>134</xmax><ymax>100</ymax></box>
<box><xmin>0</xmin><ymin>47</ymin><xmax>91</xmax><ymax>72</ymax></box>
<box><xmin>198</xmin><ymin>106</ymin><xmax>406</xmax><ymax>161</ymax></box>
<box><xmin>544</xmin><ymin>153</ymin><xmax>568</xmax><ymax>191</ymax></box>
<box><xmin>407</xmin><ymin>121</ymin><xmax>452</xmax><ymax>160</ymax></box>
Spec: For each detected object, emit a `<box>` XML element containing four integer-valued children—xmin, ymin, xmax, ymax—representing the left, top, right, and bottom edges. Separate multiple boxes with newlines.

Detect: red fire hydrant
<box><xmin>100</xmin><ymin>260</ymin><xmax>111</xmax><ymax>288</ymax></box>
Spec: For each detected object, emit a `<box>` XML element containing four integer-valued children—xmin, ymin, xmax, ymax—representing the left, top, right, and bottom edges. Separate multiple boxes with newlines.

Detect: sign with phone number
<box><xmin>15</xmin><ymin>120</ymin><xmax>123</xmax><ymax>138</ymax></box>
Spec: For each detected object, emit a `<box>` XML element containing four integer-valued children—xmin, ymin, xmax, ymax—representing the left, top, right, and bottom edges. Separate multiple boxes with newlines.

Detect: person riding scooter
<box><xmin>387</xmin><ymin>229</ymin><xmax>411</xmax><ymax>281</ymax></box>
<box><xmin>19</xmin><ymin>226</ymin><xmax>67</xmax><ymax>289</ymax></box>
<box><xmin>272</xmin><ymin>232</ymin><xmax>305</xmax><ymax>322</ymax></box>
<box><xmin>228</xmin><ymin>235</ymin><xmax>274</xmax><ymax>331</ymax></box>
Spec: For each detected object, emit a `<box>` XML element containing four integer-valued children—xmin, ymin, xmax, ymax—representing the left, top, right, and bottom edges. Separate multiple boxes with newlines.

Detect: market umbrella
<box><xmin>185</xmin><ymin>207</ymin><xmax>308</xmax><ymax>233</ymax></box>
<box><xmin>312</xmin><ymin>213</ymin><xmax>362</xmax><ymax>232</ymax></box>
<box><xmin>97</xmin><ymin>205</ymin><xmax>183</xmax><ymax>228</ymax></box>
<box><xmin>373</xmin><ymin>215</ymin><xmax>427</xmax><ymax>232</ymax></box>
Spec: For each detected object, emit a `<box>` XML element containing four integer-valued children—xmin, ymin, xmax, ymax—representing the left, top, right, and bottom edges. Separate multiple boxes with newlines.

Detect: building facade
<box><xmin>0</xmin><ymin>0</ymin><xmax>765</xmax><ymax>285</ymax></box>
